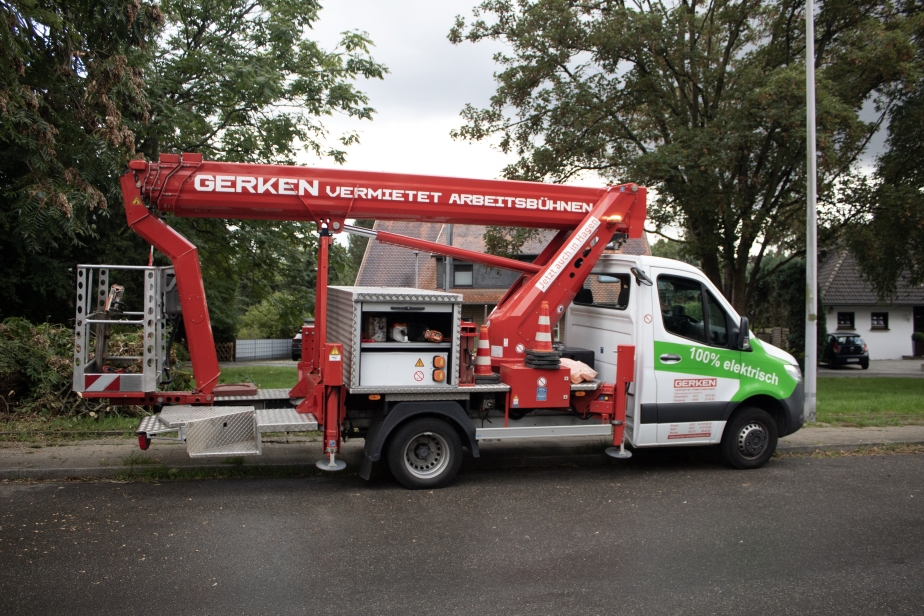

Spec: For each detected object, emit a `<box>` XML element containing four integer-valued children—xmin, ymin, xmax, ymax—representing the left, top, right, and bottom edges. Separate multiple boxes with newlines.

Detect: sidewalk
<box><xmin>2</xmin><ymin>426</ymin><xmax>923</xmax><ymax>480</ymax></box>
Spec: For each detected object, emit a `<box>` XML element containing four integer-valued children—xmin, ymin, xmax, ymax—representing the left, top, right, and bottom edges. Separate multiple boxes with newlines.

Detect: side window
<box><xmin>657</xmin><ymin>276</ymin><xmax>705</xmax><ymax>342</ymax></box>
<box><xmin>705</xmin><ymin>292</ymin><xmax>729</xmax><ymax>346</ymax></box>
<box><xmin>575</xmin><ymin>274</ymin><xmax>631</xmax><ymax>310</ymax></box>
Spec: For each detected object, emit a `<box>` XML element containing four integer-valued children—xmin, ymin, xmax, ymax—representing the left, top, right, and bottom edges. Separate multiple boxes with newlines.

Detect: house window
<box><xmin>871</xmin><ymin>312</ymin><xmax>889</xmax><ymax>330</ymax></box>
<box><xmin>837</xmin><ymin>312</ymin><xmax>855</xmax><ymax>330</ymax></box>
<box><xmin>453</xmin><ymin>264</ymin><xmax>473</xmax><ymax>287</ymax></box>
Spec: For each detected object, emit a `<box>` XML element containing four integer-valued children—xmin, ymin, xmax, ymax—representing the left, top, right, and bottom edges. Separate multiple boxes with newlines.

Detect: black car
<box><xmin>292</xmin><ymin>332</ymin><xmax>302</xmax><ymax>361</ymax></box>
<box><xmin>821</xmin><ymin>333</ymin><xmax>869</xmax><ymax>369</ymax></box>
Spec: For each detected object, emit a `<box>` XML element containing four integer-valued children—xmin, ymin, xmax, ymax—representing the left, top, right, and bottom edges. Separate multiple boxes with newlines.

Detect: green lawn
<box><xmin>816</xmin><ymin>377</ymin><xmax>924</xmax><ymax>427</ymax></box>
<box><xmin>218</xmin><ymin>365</ymin><xmax>298</xmax><ymax>389</ymax></box>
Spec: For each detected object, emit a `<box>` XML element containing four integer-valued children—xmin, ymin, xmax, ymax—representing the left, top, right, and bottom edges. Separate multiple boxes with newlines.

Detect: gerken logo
<box><xmin>674</xmin><ymin>378</ymin><xmax>717</xmax><ymax>389</ymax></box>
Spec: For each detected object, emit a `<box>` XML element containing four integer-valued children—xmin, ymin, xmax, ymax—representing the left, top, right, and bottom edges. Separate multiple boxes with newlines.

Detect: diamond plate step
<box><xmin>186</xmin><ymin>409</ymin><xmax>260</xmax><ymax>457</ymax></box>
<box><xmin>158</xmin><ymin>405</ymin><xmax>256</xmax><ymax>428</ymax></box>
<box><xmin>136</xmin><ymin>415</ymin><xmax>176</xmax><ymax>436</ymax></box>
<box><xmin>256</xmin><ymin>409</ymin><xmax>318</xmax><ymax>432</ymax></box>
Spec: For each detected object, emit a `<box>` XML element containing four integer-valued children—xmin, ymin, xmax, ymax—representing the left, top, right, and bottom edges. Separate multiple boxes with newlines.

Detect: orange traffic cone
<box><xmin>474</xmin><ymin>324</ymin><xmax>500</xmax><ymax>383</ymax></box>
<box><xmin>532</xmin><ymin>301</ymin><xmax>554</xmax><ymax>352</ymax></box>
<box><xmin>525</xmin><ymin>301</ymin><xmax>561</xmax><ymax>369</ymax></box>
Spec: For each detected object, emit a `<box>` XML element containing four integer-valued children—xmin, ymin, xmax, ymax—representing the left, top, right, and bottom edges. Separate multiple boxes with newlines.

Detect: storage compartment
<box><xmin>326</xmin><ymin>287</ymin><xmax>463</xmax><ymax>389</ymax></box>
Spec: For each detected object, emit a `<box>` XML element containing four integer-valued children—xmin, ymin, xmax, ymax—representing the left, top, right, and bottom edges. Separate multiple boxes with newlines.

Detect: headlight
<box><xmin>784</xmin><ymin>363</ymin><xmax>802</xmax><ymax>382</ymax></box>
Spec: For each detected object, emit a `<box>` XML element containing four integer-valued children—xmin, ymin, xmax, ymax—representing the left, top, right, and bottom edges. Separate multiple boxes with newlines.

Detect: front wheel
<box><xmin>387</xmin><ymin>418</ymin><xmax>462</xmax><ymax>489</ymax></box>
<box><xmin>720</xmin><ymin>407</ymin><xmax>778</xmax><ymax>469</ymax></box>
<box><xmin>860</xmin><ymin>359</ymin><xmax>869</xmax><ymax>370</ymax></box>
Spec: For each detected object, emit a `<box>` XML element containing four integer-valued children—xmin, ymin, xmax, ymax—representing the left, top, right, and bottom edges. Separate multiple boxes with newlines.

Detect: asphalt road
<box><xmin>2</xmin><ymin>453</ymin><xmax>922</xmax><ymax>615</ymax></box>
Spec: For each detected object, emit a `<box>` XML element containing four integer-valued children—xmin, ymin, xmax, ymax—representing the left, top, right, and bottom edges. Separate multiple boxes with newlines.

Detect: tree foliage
<box><xmin>845</xmin><ymin>4</ymin><xmax>924</xmax><ymax>298</ymax></box>
<box><xmin>0</xmin><ymin>0</ymin><xmax>386</xmax><ymax>335</ymax></box>
<box><xmin>450</xmin><ymin>0</ymin><xmax>918</xmax><ymax>312</ymax></box>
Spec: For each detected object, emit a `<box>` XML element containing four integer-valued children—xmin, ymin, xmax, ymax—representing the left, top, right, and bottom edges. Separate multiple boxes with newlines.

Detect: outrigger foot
<box><xmin>316</xmin><ymin>452</ymin><xmax>347</xmax><ymax>471</ymax></box>
<box><xmin>605</xmin><ymin>444</ymin><xmax>633</xmax><ymax>459</ymax></box>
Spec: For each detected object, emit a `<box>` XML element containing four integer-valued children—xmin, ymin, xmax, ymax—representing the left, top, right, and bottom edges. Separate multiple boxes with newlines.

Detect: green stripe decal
<box><xmin>654</xmin><ymin>339</ymin><xmax>797</xmax><ymax>401</ymax></box>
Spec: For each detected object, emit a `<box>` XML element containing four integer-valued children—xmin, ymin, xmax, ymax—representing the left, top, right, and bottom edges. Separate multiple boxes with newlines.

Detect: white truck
<box><xmin>73</xmin><ymin>154</ymin><xmax>804</xmax><ymax>488</ymax></box>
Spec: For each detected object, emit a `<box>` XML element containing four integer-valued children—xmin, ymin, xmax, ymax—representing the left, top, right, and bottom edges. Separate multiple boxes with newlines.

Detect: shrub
<box><xmin>0</xmin><ymin>318</ymin><xmax>192</xmax><ymax>417</ymax></box>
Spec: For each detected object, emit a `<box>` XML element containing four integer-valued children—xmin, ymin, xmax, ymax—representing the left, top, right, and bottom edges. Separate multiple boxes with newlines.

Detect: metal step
<box><xmin>256</xmin><ymin>408</ymin><xmax>318</xmax><ymax>432</ymax></box>
<box><xmin>136</xmin><ymin>406</ymin><xmax>319</xmax><ymax>458</ymax></box>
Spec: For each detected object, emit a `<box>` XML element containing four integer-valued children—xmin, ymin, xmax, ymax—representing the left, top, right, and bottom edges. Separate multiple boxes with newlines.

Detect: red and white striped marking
<box><xmin>474</xmin><ymin>325</ymin><xmax>494</xmax><ymax>375</ymax></box>
<box><xmin>531</xmin><ymin>301</ymin><xmax>554</xmax><ymax>351</ymax></box>
<box><xmin>84</xmin><ymin>374</ymin><xmax>121</xmax><ymax>392</ymax></box>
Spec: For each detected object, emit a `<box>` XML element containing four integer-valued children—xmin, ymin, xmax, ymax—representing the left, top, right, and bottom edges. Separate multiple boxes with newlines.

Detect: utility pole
<box><xmin>805</xmin><ymin>0</ymin><xmax>818</xmax><ymax>423</ymax></box>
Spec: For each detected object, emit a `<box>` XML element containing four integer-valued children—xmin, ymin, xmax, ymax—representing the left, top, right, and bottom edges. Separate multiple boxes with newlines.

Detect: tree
<box><xmin>0</xmin><ymin>0</ymin><xmax>163</xmax><ymax>321</ymax></box>
<box><xmin>845</xmin><ymin>2</ymin><xmax>924</xmax><ymax>298</ymax></box>
<box><xmin>141</xmin><ymin>0</ymin><xmax>387</xmax><ymax>338</ymax></box>
<box><xmin>450</xmin><ymin>0</ymin><xmax>918</xmax><ymax>312</ymax></box>
<box><xmin>0</xmin><ymin>0</ymin><xmax>386</xmax><ymax>331</ymax></box>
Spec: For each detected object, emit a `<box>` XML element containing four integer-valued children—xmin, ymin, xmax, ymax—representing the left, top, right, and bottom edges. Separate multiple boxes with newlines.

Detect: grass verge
<box><xmin>0</xmin><ymin>414</ymin><xmax>140</xmax><ymax>443</ymax></box>
<box><xmin>219</xmin><ymin>365</ymin><xmax>297</xmax><ymax>389</ymax></box>
<box><xmin>816</xmin><ymin>377</ymin><xmax>924</xmax><ymax>427</ymax></box>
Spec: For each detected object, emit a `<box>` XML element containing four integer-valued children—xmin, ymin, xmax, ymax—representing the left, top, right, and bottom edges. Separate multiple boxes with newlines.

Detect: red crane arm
<box><xmin>126</xmin><ymin>153</ymin><xmax>624</xmax><ymax>231</ymax></box>
<box><xmin>119</xmin><ymin>153</ymin><xmax>647</xmax><ymax>398</ymax></box>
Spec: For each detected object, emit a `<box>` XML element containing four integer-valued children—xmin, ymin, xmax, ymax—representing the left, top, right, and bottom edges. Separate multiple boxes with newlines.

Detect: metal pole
<box><xmin>413</xmin><ymin>251</ymin><xmax>419</xmax><ymax>288</ymax></box>
<box><xmin>805</xmin><ymin>0</ymin><xmax>818</xmax><ymax>423</ymax></box>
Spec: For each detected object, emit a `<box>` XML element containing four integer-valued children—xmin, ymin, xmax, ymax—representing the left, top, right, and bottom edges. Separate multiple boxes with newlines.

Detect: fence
<box><xmin>234</xmin><ymin>339</ymin><xmax>291</xmax><ymax>362</ymax></box>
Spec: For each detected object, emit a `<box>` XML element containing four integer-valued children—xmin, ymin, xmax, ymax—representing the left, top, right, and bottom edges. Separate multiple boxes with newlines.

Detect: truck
<box><xmin>73</xmin><ymin>153</ymin><xmax>804</xmax><ymax>489</ymax></box>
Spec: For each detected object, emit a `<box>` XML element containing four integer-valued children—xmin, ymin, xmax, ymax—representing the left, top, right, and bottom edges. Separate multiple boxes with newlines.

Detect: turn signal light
<box><xmin>433</xmin><ymin>356</ymin><xmax>446</xmax><ymax>369</ymax></box>
<box><xmin>432</xmin><ymin>369</ymin><xmax>445</xmax><ymax>382</ymax></box>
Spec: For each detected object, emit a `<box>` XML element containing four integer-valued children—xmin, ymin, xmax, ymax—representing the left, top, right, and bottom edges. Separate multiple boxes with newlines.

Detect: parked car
<box><xmin>292</xmin><ymin>332</ymin><xmax>302</xmax><ymax>361</ymax></box>
<box><xmin>821</xmin><ymin>333</ymin><xmax>869</xmax><ymax>369</ymax></box>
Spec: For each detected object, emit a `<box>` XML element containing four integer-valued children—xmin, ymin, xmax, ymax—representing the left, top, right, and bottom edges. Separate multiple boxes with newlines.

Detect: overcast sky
<box><xmin>308</xmin><ymin>1</ymin><xmax>518</xmax><ymax>179</ymax></box>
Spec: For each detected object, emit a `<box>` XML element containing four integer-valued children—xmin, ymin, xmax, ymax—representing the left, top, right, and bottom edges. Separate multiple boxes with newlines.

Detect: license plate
<box><xmin>845</xmin><ymin>358</ymin><xmax>859</xmax><ymax>363</ymax></box>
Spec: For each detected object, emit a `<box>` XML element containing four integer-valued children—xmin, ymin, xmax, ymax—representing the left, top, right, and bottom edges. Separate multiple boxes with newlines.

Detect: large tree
<box><xmin>0</xmin><ymin>0</ymin><xmax>163</xmax><ymax>321</ymax></box>
<box><xmin>450</xmin><ymin>0</ymin><xmax>917</xmax><ymax>312</ymax></box>
<box><xmin>138</xmin><ymin>0</ymin><xmax>387</xmax><ymax>340</ymax></box>
<box><xmin>0</xmin><ymin>0</ymin><xmax>386</xmax><ymax>333</ymax></box>
<box><xmin>845</xmin><ymin>2</ymin><xmax>924</xmax><ymax>298</ymax></box>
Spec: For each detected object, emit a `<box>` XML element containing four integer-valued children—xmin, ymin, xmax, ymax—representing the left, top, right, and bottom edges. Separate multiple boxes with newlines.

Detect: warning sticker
<box><xmin>415</xmin><ymin>358</ymin><xmax>424</xmax><ymax>367</ymax></box>
<box><xmin>329</xmin><ymin>347</ymin><xmax>341</xmax><ymax>362</ymax></box>
<box><xmin>131</xmin><ymin>196</ymin><xmax>142</xmax><ymax>205</ymax></box>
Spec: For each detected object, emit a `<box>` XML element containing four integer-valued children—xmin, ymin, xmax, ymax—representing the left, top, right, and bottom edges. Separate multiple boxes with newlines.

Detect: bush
<box><xmin>0</xmin><ymin>318</ymin><xmax>192</xmax><ymax>417</ymax></box>
<box><xmin>912</xmin><ymin>331</ymin><xmax>924</xmax><ymax>343</ymax></box>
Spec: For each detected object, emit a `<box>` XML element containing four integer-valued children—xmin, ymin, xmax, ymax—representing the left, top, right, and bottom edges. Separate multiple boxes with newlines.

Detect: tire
<box><xmin>720</xmin><ymin>407</ymin><xmax>779</xmax><ymax>470</ymax></box>
<box><xmin>860</xmin><ymin>359</ymin><xmax>869</xmax><ymax>370</ymax></box>
<box><xmin>387</xmin><ymin>418</ymin><xmax>462</xmax><ymax>489</ymax></box>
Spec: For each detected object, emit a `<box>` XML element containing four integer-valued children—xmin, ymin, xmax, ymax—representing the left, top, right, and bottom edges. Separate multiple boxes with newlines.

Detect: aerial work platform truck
<box><xmin>73</xmin><ymin>154</ymin><xmax>804</xmax><ymax>488</ymax></box>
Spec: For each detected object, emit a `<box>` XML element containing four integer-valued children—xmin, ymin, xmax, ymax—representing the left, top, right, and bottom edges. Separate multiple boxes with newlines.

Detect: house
<box><xmin>819</xmin><ymin>251</ymin><xmax>924</xmax><ymax>359</ymax></box>
<box><xmin>355</xmin><ymin>221</ymin><xmax>650</xmax><ymax>325</ymax></box>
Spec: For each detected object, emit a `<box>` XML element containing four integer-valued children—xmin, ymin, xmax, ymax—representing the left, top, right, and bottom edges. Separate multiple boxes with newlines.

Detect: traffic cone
<box><xmin>474</xmin><ymin>324</ymin><xmax>500</xmax><ymax>384</ymax></box>
<box><xmin>532</xmin><ymin>301</ymin><xmax>553</xmax><ymax>352</ymax></box>
<box><xmin>525</xmin><ymin>301</ymin><xmax>561</xmax><ymax>369</ymax></box>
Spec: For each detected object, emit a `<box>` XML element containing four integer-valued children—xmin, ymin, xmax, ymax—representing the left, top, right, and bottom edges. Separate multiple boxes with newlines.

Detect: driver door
<box><xmin>648</xmin><ymin>268</ymin><xmax>740</xmax><ymax>444</ymax></box>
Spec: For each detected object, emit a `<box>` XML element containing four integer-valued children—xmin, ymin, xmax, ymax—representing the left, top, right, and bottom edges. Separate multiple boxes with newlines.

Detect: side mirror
<box><xmin>737</xmin><ymin>317</ymin><xmax>751</xmax><ymax>350</ymax></box>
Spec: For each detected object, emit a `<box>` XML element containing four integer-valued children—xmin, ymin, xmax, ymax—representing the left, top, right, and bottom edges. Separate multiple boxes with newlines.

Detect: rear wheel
<box><xmin>720</xmin><ymin>407</ymin><xmax>778</xmax><ymax>469</ymax></box>
<box><xmin>388</xmin><ymin>418</ymin><xmax>462</xmax><ymax>489</ymax></box>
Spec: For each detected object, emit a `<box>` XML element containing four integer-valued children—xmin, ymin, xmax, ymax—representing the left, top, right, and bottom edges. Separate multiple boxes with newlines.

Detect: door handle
<box><xmin>660</xmin><ymin>354</ymin><xmax>682</xmax><ymax>364</ymax></box>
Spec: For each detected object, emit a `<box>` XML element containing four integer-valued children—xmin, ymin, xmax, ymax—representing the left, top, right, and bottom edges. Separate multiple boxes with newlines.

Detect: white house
<box><xmin>819</xmin><ymin>251</ymin><xmax>924</xmax><ymax>360</ymax></box>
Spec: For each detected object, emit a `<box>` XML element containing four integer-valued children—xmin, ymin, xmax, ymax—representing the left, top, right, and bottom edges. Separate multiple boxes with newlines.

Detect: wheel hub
<box><xmin>404</xmin><ymin>432</ymin><xmax>449</xmax><ymax>479</ymax></box>
<box><xmin>737</xmin><ymin>422</ymin><xmax>768</xmax><ymax>458</ymax></box>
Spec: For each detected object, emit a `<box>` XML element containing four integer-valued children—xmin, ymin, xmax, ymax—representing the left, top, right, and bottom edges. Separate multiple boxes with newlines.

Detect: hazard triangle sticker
<box><xmin>415</xmin><ymin>358</ymin><xmax>424</xmax><ymax>367</ymax></box>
